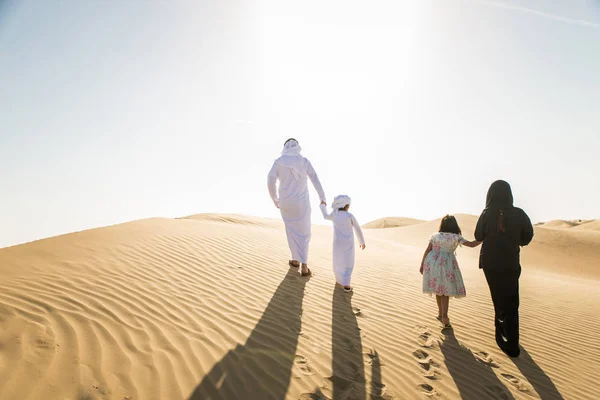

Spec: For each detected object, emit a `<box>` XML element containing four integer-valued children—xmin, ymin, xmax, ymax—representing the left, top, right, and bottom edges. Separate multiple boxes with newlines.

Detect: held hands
<box><xmin>320</xmin><ymin>200</ymin><xmax>327</xmax><ymax>206</ymax></box>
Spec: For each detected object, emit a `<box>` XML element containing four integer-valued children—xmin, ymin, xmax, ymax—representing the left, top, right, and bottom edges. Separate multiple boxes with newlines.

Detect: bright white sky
<box><xmin>1</xmin><ymin>0</ymin><xmax>599</xmax><ymax>248</ymax></box>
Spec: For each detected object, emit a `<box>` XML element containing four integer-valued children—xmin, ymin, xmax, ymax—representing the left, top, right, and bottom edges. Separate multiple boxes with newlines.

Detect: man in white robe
<box><xmin>267</xmin><ymin>139</ymin><xmax>326</xmax><ymax>276</ymax></box>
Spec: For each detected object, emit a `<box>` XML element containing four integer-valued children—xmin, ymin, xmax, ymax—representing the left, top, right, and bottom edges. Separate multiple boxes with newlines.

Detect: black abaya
<box><xmin>475</xmin><ymin>180</ymin><xmax>533</xmax><ymax>357</ymax></box>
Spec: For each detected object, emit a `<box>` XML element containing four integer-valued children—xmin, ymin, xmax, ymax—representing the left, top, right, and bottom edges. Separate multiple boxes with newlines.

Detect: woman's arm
<box><xmin>419</xmin><ymin>242</ymin><xmax>433</xmax><ymax>274</ymax></box>
<box><xmin>474</xmin><ymin>212</ymin><xmax>486</xmax><ymax>242</ymax></box>
<box><xmin>520</xmin><ymin>210</ymin><xmax>534</xmax><ymax>246</ymax></box>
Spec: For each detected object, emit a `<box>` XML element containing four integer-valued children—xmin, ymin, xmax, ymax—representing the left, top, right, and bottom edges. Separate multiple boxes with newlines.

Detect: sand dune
<box><xmin>572</xmin><ymin>220</ymin><xmax>600</xmax><ymax>231</ymax></box>
<box><xmin>539</xmin><ymin>219</ymin><xmax>600</xmax><ymax>231</ymax></box>
<box><xmin>362</xmin><ymin>217</ymin><xmax>425</xmax><ymax>229</ymax></box>
<box><xmin>0</xmin><ymin>214</ymin><xmax>599</xmax><ymax>399</ymax></box>
<box><xmin>540</xmin><ymin>220</ymin><xmax>580</xmax><ymax>229</ymax></box>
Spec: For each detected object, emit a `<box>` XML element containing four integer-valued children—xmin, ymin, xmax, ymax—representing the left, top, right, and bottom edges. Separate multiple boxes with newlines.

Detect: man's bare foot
<box><xmin>288</xmin><ymin>260</ymin><xmax>300</xmax><ymax>268</ymax></box>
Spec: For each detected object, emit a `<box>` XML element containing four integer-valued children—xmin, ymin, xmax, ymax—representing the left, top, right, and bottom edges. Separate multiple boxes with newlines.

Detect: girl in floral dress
<box><xmin>419</xmin><ymin>215</ymin><xmax>481</xmax><ymax>328</ymax></box>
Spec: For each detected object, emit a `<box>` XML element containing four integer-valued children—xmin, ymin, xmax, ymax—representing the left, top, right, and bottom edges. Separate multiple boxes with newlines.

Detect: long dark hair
<box><xmin>439</xmin><ymin>215</ymin><xmax>461</xmax><ymax>235</ymax></box>
<box><xmin>485</xmin><ymin>180</ymin><xmax>514</xmax><ymax>233</ymax></box>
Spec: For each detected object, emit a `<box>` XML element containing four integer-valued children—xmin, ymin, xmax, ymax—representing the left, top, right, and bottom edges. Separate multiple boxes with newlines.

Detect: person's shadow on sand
<box><xmin>188</xmin><ymin>269</ymin><xmax>308</xmax><ymax>400</ymax></box>
<box><xmin>512</xmin><ymin>347</ymin><xmax>564</xmax><ymax>400</ymax></box>
<box><xmin>441</xmin><ymin>330</ymin><xmax>515</xmax><ymax>400</ymax></box>
<box><xmin>331</xmin><ymin>285</ymin><xmax>366</xmax><ymax>400</ymax></box>
<box><xmin>368</xmin><ymin>348</ymin><xmax>389</xmax><ymax>400</ymax></box>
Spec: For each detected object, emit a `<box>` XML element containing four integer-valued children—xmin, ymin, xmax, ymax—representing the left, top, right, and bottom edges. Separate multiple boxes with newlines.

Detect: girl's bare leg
<box><xmin>441</xmin><ymin>296</ymin><xmax>450</xmax><ymax>325</ymax></box>
<box><xmin>436</xmin><ymin>295</ymin><xmax>443</xmax><ymax>319</ymax></box>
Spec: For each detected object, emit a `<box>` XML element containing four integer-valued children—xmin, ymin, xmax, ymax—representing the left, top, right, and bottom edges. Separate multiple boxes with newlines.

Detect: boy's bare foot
<box><xmin>344</xmin><ymin>286</ymin><xmax>353</xmax><ymax>293</ymax></box>
<box><xmin>288</xmin><ymin>260</ymin><xmax>300</xmax><ymax>268</ymax></box>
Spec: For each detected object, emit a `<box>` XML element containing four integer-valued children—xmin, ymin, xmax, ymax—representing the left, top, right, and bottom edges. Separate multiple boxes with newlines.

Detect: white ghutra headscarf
<box><xmin>331</xmin><ymin>195</ymin><xmax>351</xmax><ymax>212</ymax></box>
<box><xmin>281</xmin><ymin>139</ymin><xmax>302</xmax><ymax>156</ymax></box>
<box><xmin>276</xmin><ymin>139</ymin><xmax>305</xmax><ymax>179</ymax></box>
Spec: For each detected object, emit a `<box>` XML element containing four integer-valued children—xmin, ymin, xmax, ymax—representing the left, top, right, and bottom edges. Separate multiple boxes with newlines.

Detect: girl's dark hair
<box><xmin>439</xmin><ymin>215</ymin><xmax>461</xmax><ymax>235</ymax></box>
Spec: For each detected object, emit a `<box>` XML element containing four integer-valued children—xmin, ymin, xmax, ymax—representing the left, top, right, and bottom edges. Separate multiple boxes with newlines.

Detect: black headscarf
<box><xmin>485</xmin><ymin>180</ymin><xmax>514</xmax><ymax>209</ymax></box>
<box><xmin>475</xmin><ymin>180</ymin><xmax>534</xmax><ymax>270</ymax></box>
<box><xmin>485</xmin><ymin>180</ymin><xmax>513</xmax><ymax>233</ymax></box>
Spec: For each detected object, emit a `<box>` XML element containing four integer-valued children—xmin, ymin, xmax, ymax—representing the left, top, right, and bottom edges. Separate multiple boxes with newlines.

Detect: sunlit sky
<box><xmin>1</xmin><ymin>0</ymin><xmax>599</xmax><ymax>248</ymax></box>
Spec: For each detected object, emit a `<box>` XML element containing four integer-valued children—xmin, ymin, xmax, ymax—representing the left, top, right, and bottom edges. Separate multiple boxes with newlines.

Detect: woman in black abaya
<box><xmin>475</xmin><ymin>180</ymin><xmax>534</xmax><ymax>358</ymax></box>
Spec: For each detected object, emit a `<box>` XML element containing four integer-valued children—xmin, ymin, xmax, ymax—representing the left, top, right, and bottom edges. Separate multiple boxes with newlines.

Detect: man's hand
<box><xmin>360</xmin><ymin>244</ymin><xmax>366</xmax><ymax>250</ymax></box>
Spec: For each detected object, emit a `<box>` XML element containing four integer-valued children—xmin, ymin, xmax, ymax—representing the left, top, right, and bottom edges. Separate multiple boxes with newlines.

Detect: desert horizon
<box><xmin>4</xmin><ymin>212</ymin><xmax>599</xmax><ymax>251</ymax></box>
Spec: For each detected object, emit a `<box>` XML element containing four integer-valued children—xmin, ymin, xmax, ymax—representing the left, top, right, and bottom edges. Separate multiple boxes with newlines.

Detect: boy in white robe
<box><xmin>319</xmin><ymin>195</ymin><xmax>366</xmax><ymax>292</ymax></box>
<box><xmin>267</xmin><ymin>139</ymin><xmax>326</xmax><ymax>276</ymax></box>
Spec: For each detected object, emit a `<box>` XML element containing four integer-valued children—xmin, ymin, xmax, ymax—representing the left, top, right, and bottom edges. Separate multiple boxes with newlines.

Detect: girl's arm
<box><xmin>419</xmin><ymin>242</ymin><xmax>433</xmax><ymax>274</ymax></box>
<box><xmin>351</xmin><ymin>215</ymin><xmax>366</xmax><ymax>249</ymax></box>
<box><xmin>458</xmin><ymin>235</ymin><xmax>481</xmax><ymax>248</ymax></box>
<box><xmin>319</xmin><ymin>203</ymin><xmax>334</xmax><ymax>221</ymax></box>
<box><xmin>462</xmin><ymin>240</ymin><xmax>482</xmax><ymax>248</ymax></box>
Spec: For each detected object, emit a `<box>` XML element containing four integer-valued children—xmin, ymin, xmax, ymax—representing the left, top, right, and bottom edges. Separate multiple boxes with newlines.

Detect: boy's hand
<box><xmin>419</xmin><ymin>265</ymin><xmax>423</xmax><ymax>275</ymax></box>
<box><xmin>360</xmin><ymin>244</ymin><xmax>366</xmax><ymax>250</ymax></box>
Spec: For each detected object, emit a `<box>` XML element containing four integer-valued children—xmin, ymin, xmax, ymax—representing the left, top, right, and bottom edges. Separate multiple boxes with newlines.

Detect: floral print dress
<box><xmin>422</xmin><ymin>232</ymin><xmax>467</xmax><ymax>298</ymax></box>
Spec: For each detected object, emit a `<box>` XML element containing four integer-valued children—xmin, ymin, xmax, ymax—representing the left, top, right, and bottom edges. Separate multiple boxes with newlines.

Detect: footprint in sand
<box><xmin>35</xmin><ymin>338</ymin><xmax>53</xmax><ymax>349</ymax></box>
<box><xmin>501</xmin><ymin>373</ymin><xmax>535</xmax><ymax>395</ymax></box>
<box><xmin>352</xmin><ymin>307</ymin><xmax>362</xmax><ymax>317</ymax></box>
<box><xmin>295</xmin><ymin>355</ymin><xmax>317</xmax><ymax>376</ymax></box>
<box><xmin>369</xmin><ymin>380</ymin><xmax>396</xmax><ymax>400</ymax></box>
<box><xmin>474</xmin><ymin>351</ymin><xmax>500</xmax><ymax>368</ymax></box>
<box><xmin>417</xmin><ymin>360</ymin><xmax>442</xmax><ymax>380</ymax></box>
<box><xmin>412</xmin><ymin>350</ymin><xmax>442</xmax><ymax>380</ymax></box>
<box><xmin>92</xmin><ymin>384</ymin><xmax>111</xmax><ymax>396</ymax></box>
<box><xmin>418</xmin><ymin>330</ymin><xmax>441</xmax><ymax>349</ymax></box>
<box><xmin>412</xmin><ymin>349</ymin><xmax>430</xmax><ymax>361</ymax></box>
<box><xmin>418</xmin><ymin>383</ymin><xmax>440</xmax><ymax>398</ymax></box>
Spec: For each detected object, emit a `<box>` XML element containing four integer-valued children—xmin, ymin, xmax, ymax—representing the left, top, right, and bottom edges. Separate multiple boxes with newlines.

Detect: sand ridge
<box><xmin>538</xmin><ymin>219</ymin><xmax>600</xmax><ymax>231</ymax></box>
<box><xmin>0</xmin><ymin>214</ymin><xmax>599</xmax><ymax>399</ymax></box>
<box><xmin>362</xmin><ymin>217</ymin><xmax>425</xmax><ymax>229</ymax></box>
